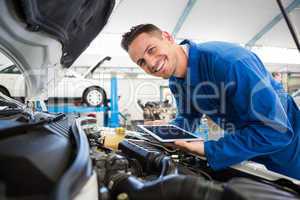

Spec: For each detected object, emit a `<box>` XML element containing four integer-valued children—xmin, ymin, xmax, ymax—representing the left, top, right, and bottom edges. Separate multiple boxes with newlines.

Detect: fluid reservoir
<box><xmin>103</xmin><ymin>127</ymin><xmax>125</xmax><ymax>150</ymax></box>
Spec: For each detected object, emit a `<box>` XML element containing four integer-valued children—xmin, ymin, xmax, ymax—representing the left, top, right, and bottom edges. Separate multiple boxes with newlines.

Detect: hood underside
<box><xmin>0</xmin><ymin>0</ymin><xmax>115</xmax><ymax>99</ymax></box>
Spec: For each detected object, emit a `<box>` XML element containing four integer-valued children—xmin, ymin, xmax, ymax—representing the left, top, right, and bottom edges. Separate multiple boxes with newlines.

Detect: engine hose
<box><xmin>108</xmin><ymin>173</ymin><xmax>224</xmax><ymax>200</ymax></box>
<box><xmin>156</xmin><ymin>156</ymin><xmax>178</xmax><ymax>178</ymax></box>
<box><xmin>147</xmin><ymin>153</ymin><xmax>178</xmax><ymax>177</ymax></box>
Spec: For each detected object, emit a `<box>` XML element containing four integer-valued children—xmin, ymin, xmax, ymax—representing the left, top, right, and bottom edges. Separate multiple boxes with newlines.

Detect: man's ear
<box><xmin>161</xmin><ymin>31</ymin><xmax>174</xmax><ymax>43</ymax></box>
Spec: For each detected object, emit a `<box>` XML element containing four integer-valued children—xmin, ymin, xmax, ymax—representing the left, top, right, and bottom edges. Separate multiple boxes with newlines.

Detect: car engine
<box><xmin>83</xmin><ymin>122</ymin><xmax>300</xmax><ymax>200</ymax></box>
<box><xmin>137</xmin><ymin>99</ymin><xmax>176</xmax><ymax>122</ymax></box>
<box><xmin>0</xmin><ymin>96</ymin><xmax>300</xmax><ymax>200</ymax></box>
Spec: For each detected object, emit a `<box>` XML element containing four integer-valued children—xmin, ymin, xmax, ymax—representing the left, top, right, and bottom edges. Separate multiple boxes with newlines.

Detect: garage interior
<box><xmin>0</xmin><ymin>0</ymin><xmax>300</xmax><ymax>199</ymax></box>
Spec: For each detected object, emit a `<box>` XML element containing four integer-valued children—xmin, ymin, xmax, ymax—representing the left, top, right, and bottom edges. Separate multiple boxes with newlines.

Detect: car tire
<box><xmin>83</xmin><ymin>86</ymin><xmax>107</xmax><ymax>107</ymax></box>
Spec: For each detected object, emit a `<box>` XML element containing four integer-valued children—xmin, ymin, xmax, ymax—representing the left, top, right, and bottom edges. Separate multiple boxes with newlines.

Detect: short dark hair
<box><xmin>121</xmin><ymin>24</ymin><xmax>162</xmax><ymax>51</ymax></box>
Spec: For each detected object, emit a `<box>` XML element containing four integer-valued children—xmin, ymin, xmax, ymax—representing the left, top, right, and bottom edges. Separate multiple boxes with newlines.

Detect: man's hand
<box><xmin>144</xmin><ymin>120</ymin><xmax>167</xmax><ymax>125</ymax></box>
<box><xmin>174</xmin><ymin>140</ymin><xmax>205</xmax><ymax>156</ymax></box>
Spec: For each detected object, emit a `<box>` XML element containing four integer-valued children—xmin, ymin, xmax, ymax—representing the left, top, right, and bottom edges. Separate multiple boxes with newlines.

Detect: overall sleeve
<box><xmin>204</xmin><ymin>55</ymin><xmax>294</xmax><ymax>170</ymax></box>
<box><xmin>168</xmin><ymin>80</ymin><xmax>202</xmax><ymax>132</ymax></box>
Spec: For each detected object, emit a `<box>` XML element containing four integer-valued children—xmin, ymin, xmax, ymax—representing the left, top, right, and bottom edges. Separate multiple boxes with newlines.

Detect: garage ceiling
<box><xmin>102</xmin><ymin>0</ymin><xmax>299</xmax><ymax>48</ymax></box>
<box><xmin>76</xmin><ymin>0</ymin><xmax>299</xmax><ymax>69</ymax></box>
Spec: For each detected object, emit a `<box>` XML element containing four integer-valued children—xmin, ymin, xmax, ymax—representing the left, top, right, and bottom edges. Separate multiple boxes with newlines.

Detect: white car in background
<box><xmin>0</xmin><ymin>63</ymin><xmax>108</xmax><ymax>106</ymax></box>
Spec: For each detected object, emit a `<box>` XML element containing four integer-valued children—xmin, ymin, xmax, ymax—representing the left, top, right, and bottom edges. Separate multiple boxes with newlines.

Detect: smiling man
<box><xmin>126</xmin><ymin>27</ymin><xmax>186</xmax><ymax>79</ymax></box>
<box><xmin>121</xmin><ymin>24</ymin><xmax>300</xmax><ymax>179</ymax></box>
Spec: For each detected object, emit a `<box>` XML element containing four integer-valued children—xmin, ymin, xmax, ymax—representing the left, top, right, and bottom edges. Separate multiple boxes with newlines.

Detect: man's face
<box><xmin>274</xmin><ymin>73</ymin><xmax>282</xmax><ymax>82</ymax></box>
<box><xmin>128</xmin><ymin>32</ymin><xmax>178</xmax><ymax>79</ymax></box>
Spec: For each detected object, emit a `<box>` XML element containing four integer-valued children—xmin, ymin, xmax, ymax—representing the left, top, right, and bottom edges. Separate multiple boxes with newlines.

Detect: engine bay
<box><xmin>82</xmin><ymin>120</ymin><xmax>300</xmax><ymax>200</ymax></box>
<box><xmin>0</xmin><ymin>96</ymin><xmax>300</xmax><ymax>200</ymax></box>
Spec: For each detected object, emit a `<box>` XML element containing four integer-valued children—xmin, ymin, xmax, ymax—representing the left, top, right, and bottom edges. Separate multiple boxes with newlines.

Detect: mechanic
<box><xmin>272</xmin><ymin>71</ymin><xmax>283</xmax><ymax>83</ymax></box>
<box><xmin>272</xmin><ymin>71</ymin><xmax>285</xmax><ymax>91</ymax></box>
<box><xmin>121</xmin><ymin>24</ymin><xmax>300</xmax><ymax>179</ymax></box>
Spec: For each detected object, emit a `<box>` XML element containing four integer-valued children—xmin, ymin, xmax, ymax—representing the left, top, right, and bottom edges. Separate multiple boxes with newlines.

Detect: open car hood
<box><xmin>0</xmin><ymin>0</ymin><xmax>115</xmax><ymax>99</ymax></box>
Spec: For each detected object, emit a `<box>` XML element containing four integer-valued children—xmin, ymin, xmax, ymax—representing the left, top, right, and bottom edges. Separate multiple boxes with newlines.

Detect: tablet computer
<box><xmin>137</xmin><ymin>124</ymin><xmax>203</xmax><ymax>142</ymax></box>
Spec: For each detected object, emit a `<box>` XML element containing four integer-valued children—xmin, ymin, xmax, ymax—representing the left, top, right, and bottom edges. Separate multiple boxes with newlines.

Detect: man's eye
<box><xmin>139</xmin><ymin>60</ymin><xmax>145</xmax><ymax>67</ymax></box>
<box><xmin>148</xmin><ymin>47</ymin><xmax>156</xmax><ymax>54</ymax></box>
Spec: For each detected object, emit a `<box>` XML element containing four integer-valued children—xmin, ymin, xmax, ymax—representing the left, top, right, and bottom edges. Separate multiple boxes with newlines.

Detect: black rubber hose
<box><xmin>109</xmin><ymin>174</ymin><xmax>224</xmax><ymax>200</ymax></box>
<box><xmin>147</xmin><ymin>153</ymin><xmax>178</xmax><ymax>177</ymax></box>
<box><xmin>158</xmin><ymin>156</ymin><xmax>170</xmax><ymax>178</ymax></box>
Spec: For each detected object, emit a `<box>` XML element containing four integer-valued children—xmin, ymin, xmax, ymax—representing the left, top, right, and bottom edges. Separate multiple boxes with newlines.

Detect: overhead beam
<box><xmin>277</xmin><ymin>0</ymin><xmax>300</xmax><ymax>51</ymax></box>
<box><xmin>172</xmin><ymin>0</ymin><xmax>198</xmax><ymax>37</ymax></box>
<box><xmin>246</xmin><ymin>0</ymin><xmax>300</xmax><ymax>47</ymax></box>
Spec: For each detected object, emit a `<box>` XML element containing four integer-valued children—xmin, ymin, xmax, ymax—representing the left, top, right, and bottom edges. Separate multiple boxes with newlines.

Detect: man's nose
<box><xmin>144</xmin><ymin>55</ymin><xmax>156</xmax><ymax>71</ymax></box>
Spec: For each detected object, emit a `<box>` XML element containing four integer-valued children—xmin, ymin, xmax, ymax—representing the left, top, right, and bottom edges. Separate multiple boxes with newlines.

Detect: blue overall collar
<box><xmin>170</xmin><ymin>39</ymin><xmax>200</xmax><ymax>86</ymax></box>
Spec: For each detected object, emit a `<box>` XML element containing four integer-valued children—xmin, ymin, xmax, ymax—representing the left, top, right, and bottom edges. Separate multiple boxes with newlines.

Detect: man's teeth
<box><xmin>154</xmin><ymin>62</ymin><xmax>164</xmax><ymax>72</ymax></box>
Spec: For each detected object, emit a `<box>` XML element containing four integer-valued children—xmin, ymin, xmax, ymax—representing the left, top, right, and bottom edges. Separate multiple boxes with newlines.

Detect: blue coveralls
<box><xmin>169</xmin><ymin>40</ymin><xmax>300</xmax><ymax>179</ymax></box>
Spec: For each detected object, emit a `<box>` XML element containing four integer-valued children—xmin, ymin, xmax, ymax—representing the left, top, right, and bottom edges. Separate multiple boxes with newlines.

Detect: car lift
<box><xmin>46</xmin><ymin>75</ymin><xmax>120</xmax><ymax>128</ymax></box>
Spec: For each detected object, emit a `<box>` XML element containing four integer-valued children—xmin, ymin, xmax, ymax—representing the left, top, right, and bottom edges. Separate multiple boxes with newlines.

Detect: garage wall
<box><xmin>74</xmin><ymin>60</ymin><xmax>300</xmax><ymax>120</ymax></box>
<box><xmin>95</xmin><ymin>76</ymin><xmax>169</xmax><ymax>120</ymax></box>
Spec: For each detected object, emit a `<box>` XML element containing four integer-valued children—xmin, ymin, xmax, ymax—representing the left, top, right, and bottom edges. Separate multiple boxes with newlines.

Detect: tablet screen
<box><xmin>138</xmin><ymin>125</ymin><xmax>200</xmax><ymax>142</ymax></box>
